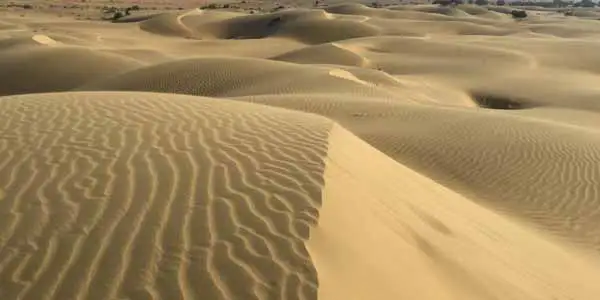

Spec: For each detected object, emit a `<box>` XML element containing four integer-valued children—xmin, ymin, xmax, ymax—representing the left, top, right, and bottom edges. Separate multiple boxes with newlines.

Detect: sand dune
<box><xmin>0</xmin><ymin>91</ymin><xmax>330</xmax><ymax>300</ymax></box>
<box><xmin>77</xmin><ymin>56</ymin><xmax>403</xmax><ymax>99</ymax></box>
<box><xmin>0</xmin><ymin>46</ymin><xmax>141</xmax><ymax>96</ymax></box>
<box><xmin>312</xmin><ymin>124</ymin><xmax>600</xmax><ymax>300</ymax></box>
<box><xmin>2</xmin><ymin>3</ymin><xmax>600</xmax><ymax>300</ymax></box>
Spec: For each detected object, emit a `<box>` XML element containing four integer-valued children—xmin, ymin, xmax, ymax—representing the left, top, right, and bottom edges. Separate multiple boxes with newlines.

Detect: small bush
<box><xmin>511</xmin><ymin>10</ymin><xmax>527</xmax><ymax>19</ymax></box>
<box><xmin>433</xmin><ymin>0</ymin><xmax>452</xmax><ymax>5</ymax></box>
<box><xmin>201</xmin><ymin>3</ymin><xmax>219</xmax><ymax>9</ymax></box>
<box><xmin>112</xmin><ymin>11</ymin><xmax>124</xmax><ymax>20</ymax></box>
<box><xmin>267</xmin><ymin>16</ymin><xmax>281</xmax><ymax>27</ymax></box>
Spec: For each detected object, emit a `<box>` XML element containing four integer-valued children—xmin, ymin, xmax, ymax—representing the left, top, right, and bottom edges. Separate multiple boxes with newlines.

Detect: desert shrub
<box><xmin>267</xmin><ymin>16</ymin><xmax>281</xmax><ymax>27</ymax></box>
<box><xmin>112</xmin><ymin>11</ymin><xmax>124</xmax><ymax>20</ymax></box>
<box><xmin>475</xmin><ymin>0</ymin><xmax>488</xmax><ymax>5</ymax></box>
<box><xmin>201</xmin><ymin>3</ymin><xmax>219</xmax><ymax>9</ymax></box>
<box><xmin>511</xmin><ymin>9</ymin><xmax>527</xmax><ymax>18</ymax></box>
<box><xmin>103</xmin><ymin>6</ymin><xmax>117</xmax><ymax>13</ymax></box>
<box><xmin>573</xmin><ymin>0</ymin><xmax>596</xmax><ymax>7</ymax></box>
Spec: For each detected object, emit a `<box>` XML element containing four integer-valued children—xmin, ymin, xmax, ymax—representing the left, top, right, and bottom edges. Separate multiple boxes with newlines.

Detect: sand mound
<box><xmin>0</xmin><ymin>36</ymin><xmax>48</xmax><ymax>51</ymax></box>
<box><xmin>0</xmin><ymin>47</ymin><xmax>142</xmax><ymax>96</ymax></box>
<box><xmin>401</xmin><ymin>5</ymin><xmax>474</xmax><ymax>17</ymax></box>
<box><xmin>273</xmin><ymin>14</ymin><xmax>380</xmax><ymax>44</ymax></box>
<box><xmin>0</xmin><ymin>91</ymin><xmax>331</xmax><ymax>300</ymax></box>
<box><xmin>527</xmin><ymin>22</ymin><xmax>600</xmax><ymax>38</ymax></box>
<box><xmin>311</xmin><ymin>124</ymin><xmax>600</xmax><ymax>300</ymax></box>
<box><xmin>140</xmin><ymin>9</ymin><xmax>380</xmax><ymax>44</ymax></box>
<box><xmin>139</xmin><ymin>11</ymin><xmax>200</xmax><ymax>38</ymax></box>
<box><xmin>272</xmin><ymin>42</ymin><xmax>369</xmax><ymax>67</ymax></box>
<box><xmin>78</xmin><ymin>56</ymin><xmax>399</xmax><ymax>99</ymax></box>
<box><xmin>0</xmin><ymin>22</ymin><xmax>19</xmax><ymax>31</ymax></box>
<box><xmin>332</xmin><ymin>36</ymin><xmax>533</xmax><ymax>78</ymax></box>
<box><xmin>326</xmin><ymin>3</ymin><xmax>449</xmax><ymax>21</ymax></box>
<box><xmin>31</xmin><ymin>34</ymin><xmax>60</xmax><ymax>46</ymax></box>
<box><xmin>229</xmin><ymin>87</ymin><xmax>600</xmax><ymax>249</ymax></box>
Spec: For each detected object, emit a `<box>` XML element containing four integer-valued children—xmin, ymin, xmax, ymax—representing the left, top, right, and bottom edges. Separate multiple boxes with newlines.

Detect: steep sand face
<box><xmin>2</xmin><ymin>3</ymin><xmax>600</xmax><ymax>300</ymax></box>
<box><xmin>311</xmin><ymin>124</ymin><xmax>600</xmax><ymax>300</ymax></box>
<box><xmin>0</xmin><ymin>92</ymin><xmax>330</xmax><ymax>300</ymax></box>
<box><xmin>0</xmin><ymin>47</ymin><xmax>142</xmax><ymax>96</ymax></box>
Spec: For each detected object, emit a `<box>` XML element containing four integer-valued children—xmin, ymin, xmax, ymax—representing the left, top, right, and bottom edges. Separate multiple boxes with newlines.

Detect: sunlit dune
<box><xmin>1</xmin><ymin>3</ymin><xmax>600</xmax><ymax>300</ymax></box>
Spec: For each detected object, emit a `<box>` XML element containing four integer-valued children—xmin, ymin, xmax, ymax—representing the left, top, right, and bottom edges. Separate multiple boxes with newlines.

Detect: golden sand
<box><xmin>1</xmin><ymin>3</ymin><xmax>600</xmax><ymax>299</ymax></box>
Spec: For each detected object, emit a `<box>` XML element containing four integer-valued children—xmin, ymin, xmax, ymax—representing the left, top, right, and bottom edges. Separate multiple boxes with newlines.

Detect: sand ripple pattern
<box><xmin>0</xmin><ymin>92</ymin><xmax>331</xmax><ymax>300</ymax></box>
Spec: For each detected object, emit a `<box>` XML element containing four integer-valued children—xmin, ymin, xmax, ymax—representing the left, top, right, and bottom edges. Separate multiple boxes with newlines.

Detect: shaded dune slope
<box><xmin>0</xmin><ymin>91</ymin><xmax>331</xmax><ymax>300</ymax></box>
<box><xmin>272</xmin><ymin>43</ymin><xmax>370</xmax><ymax>67</ymax></box>
<box><xmin>0</xmin><ymin>46</ymin><xmax>142</xmax><ymax>96</ymax></box>
<box><xmin>140</xmin><ymin>9</ymin><xmax>380</xmax><ymax>44</ymax></box>
<box><xmin>137</xmin><ymin>6</ymin><xmax>522</xmax><ymax>43</ymax></box>
<box><xmin>77</xmin><ymin>56</ymin><xmax>402</xmax><ymax>99</ymax></box>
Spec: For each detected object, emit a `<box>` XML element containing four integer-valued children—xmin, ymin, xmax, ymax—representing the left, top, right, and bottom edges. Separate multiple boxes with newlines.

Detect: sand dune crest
<box><xmin>311</xmin><ymin>124</ymin><xmax>600</xmax><ymax>300</ymax></box>
<box><xmin>31</xmin><ymin>34</ymin><xmax>59</xmax><ymax>46</ymax></box>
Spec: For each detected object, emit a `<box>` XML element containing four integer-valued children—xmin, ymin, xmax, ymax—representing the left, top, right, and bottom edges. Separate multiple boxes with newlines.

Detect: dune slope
<box><xmin>311</xmin><ymin>124</ymin><xmax>600</xmax><ymax>300</ymax></box>
<box><xmin>0</xmin><ymin>91</ymin><xmax>330</xmax><ymax>300</ymax></box>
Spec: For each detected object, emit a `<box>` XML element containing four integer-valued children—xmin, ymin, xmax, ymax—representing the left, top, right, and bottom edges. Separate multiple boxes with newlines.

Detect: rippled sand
<box><xmin>1</xmin><ymin>3</ymin><xmax>600</xmax><ymax>300</ymax></box>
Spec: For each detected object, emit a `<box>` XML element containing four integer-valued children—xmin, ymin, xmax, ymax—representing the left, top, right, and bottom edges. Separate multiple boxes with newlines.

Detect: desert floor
<box><xmin>1</xmin><ymin>2</ymin><xmax>600</xmax><ymax>300</ymax></box>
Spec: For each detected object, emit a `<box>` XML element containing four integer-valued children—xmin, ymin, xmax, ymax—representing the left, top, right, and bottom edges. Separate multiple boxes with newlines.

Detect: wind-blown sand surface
<box><xmin>1</xmin><ymin>3</ymin><xmax>600</xmax><ymax>300</ymax></box>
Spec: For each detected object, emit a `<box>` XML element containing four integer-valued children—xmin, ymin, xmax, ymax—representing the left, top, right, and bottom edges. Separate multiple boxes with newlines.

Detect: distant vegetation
<box><xmin>5</xmin><ymin>3</ymin><xmax>33</xmax><ymax>9</ymax></box>
<box><xmin>429</xmin><ymin>0</ymin><xmax>596</xmax><ymax>7</ymax></box>
<box><xmin>101</xmin><ymin>5</ymin><xmax>140</xmax><ymax>21</ymax></box>
<box><xmin>573</xmin><ymin>0</ymin><xmax>597</xmax><ymax>7</ymax></box>
<box><xmin>508</xmin><ymin>0</ymin><xmax>595</xmax><ymax>7</ymax></box>
<box><xmin>200</xmin><ymin>3</ymin><xmax>243</xmax><ymax>10</ymax></box>
<box><xmin>201</xmin><ymin>3</ymin><xmax>219</xmax><ymax>9</ymax></box>
<box><xmin>511</xmin><ymin>9</ymin><xmax>528</xmax><ymax>18</ymax></box>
